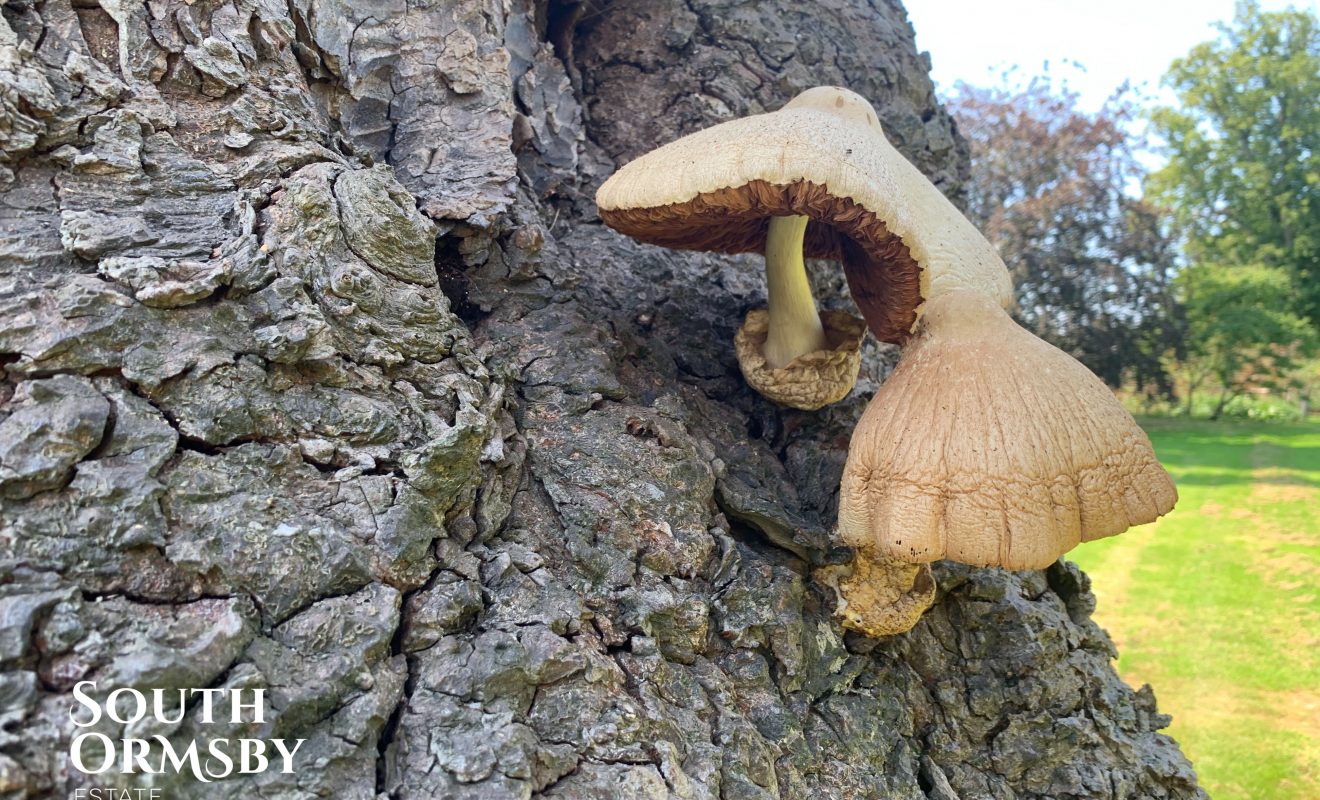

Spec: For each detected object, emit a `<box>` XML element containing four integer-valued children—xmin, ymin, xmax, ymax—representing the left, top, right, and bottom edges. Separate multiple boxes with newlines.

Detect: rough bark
<box><xmin>0</xmin><ymin>0</ymin><xmax>1206</xmax><ymax>798</ymax></box>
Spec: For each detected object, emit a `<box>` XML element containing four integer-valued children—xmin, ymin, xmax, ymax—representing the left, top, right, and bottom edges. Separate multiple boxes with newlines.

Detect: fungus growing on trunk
<box><xmin>597</xmin><ymin>86</ymin><xmax>1177</xmax><ymax>637</ymax></box>
<box><xmin>827</xmin><ymin>290</ymin><xmax>1178</xmax><ymax>635</ymax></box>
<box><xmin>594</xmin><ymin>86</ymin><xmax>979</xmax><ymax>409</ymax></box>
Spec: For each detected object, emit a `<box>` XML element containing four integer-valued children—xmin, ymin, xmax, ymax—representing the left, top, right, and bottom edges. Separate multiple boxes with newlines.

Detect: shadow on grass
<box><xmin>1133</xmin><ymin>417</ymin><xmax>1320</xmax><ymax>488</ymax></box>
<box><xmin>1170</xmin><ymin>468</ymin><xmax>1320</xmax><ymax>488</ymax></box>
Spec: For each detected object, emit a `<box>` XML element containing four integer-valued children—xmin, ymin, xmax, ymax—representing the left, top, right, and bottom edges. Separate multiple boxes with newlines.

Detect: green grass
<box><xmin>1069</xmin><ymin>417</ymin><xmax>1320</xmax><ymax>800</ymax></box>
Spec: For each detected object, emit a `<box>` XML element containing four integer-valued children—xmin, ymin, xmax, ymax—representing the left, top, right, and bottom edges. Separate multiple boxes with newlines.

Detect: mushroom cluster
<box><xmin>596</xmin><ymin>86</ymin><xmax>1177</xmax><ymax>637</ymax></box>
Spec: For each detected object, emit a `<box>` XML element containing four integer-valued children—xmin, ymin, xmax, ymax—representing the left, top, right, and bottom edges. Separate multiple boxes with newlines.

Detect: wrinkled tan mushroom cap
<box><xmin>596</xmin><ymin>86</ymin><xmax>1013</xmax><ymax>343</ymax></box>
<box><xmin>734</xmin><ymin>309</ymin><xmax>866</xmax><ymax>410</ymax></box>
<box><xmin>837</xmin><ymin>290</ymin><xmax>1177</xmax><ymax>570</ymax></box>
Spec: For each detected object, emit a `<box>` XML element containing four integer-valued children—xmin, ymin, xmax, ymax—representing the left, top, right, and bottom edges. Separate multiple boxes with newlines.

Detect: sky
<box><xmin>905</xmin><ymin>0</ymin><xmax>1319</xmax><ymax>111</ymax></box>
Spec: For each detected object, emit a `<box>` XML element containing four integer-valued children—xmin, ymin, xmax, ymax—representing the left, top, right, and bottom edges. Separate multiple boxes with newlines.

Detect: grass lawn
<box><xmin>1069</xmin><ymin>417</ymin><xmax>1320</xmax><ymax>800</ymax></box>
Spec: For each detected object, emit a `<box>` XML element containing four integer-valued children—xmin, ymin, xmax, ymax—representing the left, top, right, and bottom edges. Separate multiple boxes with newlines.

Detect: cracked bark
<box><xmin>0</xmin><ymin>0</ymin><xmax>1205</xmax><ymax>798</ymax></box>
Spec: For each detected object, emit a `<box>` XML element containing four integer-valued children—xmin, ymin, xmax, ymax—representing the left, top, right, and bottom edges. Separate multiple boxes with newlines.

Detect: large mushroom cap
<box><xmin>596</xmin><ymin>86</ymin><xmax>1013</xmax><ymax>343</ymax></box>
<box><xmin>837</xmin><ymin>290</ymin><xmax>1178</xmax><ymax>570</ymax></box>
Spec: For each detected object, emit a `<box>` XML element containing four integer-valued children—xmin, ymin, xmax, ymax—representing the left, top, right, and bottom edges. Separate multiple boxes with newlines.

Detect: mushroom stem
<box><xmin>764</xmin><ymin>215</ymin><xmax>828</xmax><ymax>368</ymax></box>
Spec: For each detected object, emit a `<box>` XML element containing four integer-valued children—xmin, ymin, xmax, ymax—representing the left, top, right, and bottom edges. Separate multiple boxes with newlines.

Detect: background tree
<box><xmin>949</xmin><ymin>79</ymin><xmax>1183</xmax><ymax>392</ymax></box>
<box><xmin>1149</xmin><ymin>0</ymin><xmax>1320</xmax><ymax>325</ymax></box>
<box><xmin>1175</xmin><ymin>263</ymin><xmax>1316</xmax><ymax>418</ymax></box>
<box><xmin>1291</xmin><ymin>357</ymin><xmax>1320</xmax><ymax>417</ymax></box>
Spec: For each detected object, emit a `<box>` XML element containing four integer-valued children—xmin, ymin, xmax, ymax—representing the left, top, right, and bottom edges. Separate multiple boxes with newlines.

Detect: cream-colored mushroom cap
<box><xmin>734</xmin><ymin>309</ymin><xmax>866</xmax><ymax>410</ymax></box>
<box><xmin>596</xmin><ymin>86</ymin><xmax>1013</xmax><ymax>343</ymax></box>
<box><xmin>837</xmin><ymin>290</ymin><xmax>1178</xmax><ymax>570</ymax></box>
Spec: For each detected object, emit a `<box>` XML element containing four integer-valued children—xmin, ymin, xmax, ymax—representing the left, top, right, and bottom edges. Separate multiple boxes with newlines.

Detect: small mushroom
<box><xmin>733</xmin><ymin>308</ymin><xmax>866</xmax><ymax>410</ymax></box>
<box><xmin>598</xmin><ymin>86</ymin><xmax>1176</xmax><ymax>636</ymax></box>
<box><xmin>595</xmin><ymin>87</ymin><xmax>994</xmax><ymax>409</ymax></box>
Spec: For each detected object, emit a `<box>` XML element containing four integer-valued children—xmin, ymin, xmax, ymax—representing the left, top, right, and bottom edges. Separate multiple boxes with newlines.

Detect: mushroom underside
<box><xmin>598</xmin><ymin>179</ymin><xmax>922</xmax><ymax>344</ymax></box>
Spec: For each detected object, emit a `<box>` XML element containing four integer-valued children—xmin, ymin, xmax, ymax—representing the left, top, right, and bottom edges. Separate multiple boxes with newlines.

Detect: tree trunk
<box><xmin>1211</xmin><ymin>389</ymin><xmax>1233</xmax><ymax>420</ymax></box>
<box><xmin>0</xmin><ymin>0</ymin><xmax>1205</xmax><ymax>798</ymax></box>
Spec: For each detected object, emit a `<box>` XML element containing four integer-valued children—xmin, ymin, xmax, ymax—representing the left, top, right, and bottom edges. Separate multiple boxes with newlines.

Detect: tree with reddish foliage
<box><xmin>948</xmin><ymin>79</ymin><xmax>1183</xmax><ymax>395</ymax></box>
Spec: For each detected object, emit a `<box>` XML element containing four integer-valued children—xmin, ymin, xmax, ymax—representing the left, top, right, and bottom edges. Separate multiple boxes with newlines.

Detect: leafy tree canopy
<box><xmin>1176</xmin><ymin>262</ymin><xmax>1316</xmax><ymax>417</ymax></box>
<box><xmin>1148</xmin><ymin>0</ymin><xmax>1320</xmax><ymax>324</ymax></box>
